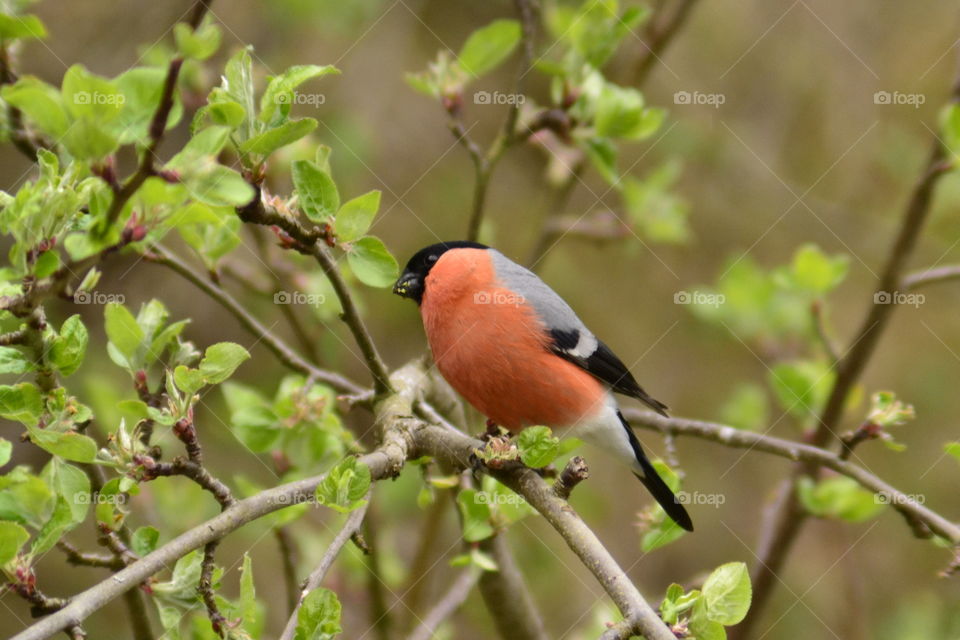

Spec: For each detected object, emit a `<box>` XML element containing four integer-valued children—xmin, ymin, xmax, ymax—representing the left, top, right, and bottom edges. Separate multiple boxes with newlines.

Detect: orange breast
<box><xmin>420</xmin><ymin>249</ymin><xmax>606</xmax><ymax>431</ymax></box>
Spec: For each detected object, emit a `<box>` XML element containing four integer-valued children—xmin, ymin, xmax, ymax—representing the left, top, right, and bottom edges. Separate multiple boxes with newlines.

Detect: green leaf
<box><xmin>0</xmin><ymin>76</ymin><xmax>69</xmax><ymax>138</ymax></box>
<box><xmin>347</xmin><ymin>236</ymin><xmax>399</xmax><ymax>288</ymax></box>
<box><xmin>260</xmin><ymin>64</ymin><xmax>339</xmax><ymax>124</ymax></box>
<box><xmin>222</xmin><ymin>47</ymin><xmax>255</xmax><ymax>137</ymax></box>
<box><xmin>30</xmin><ymin>497</ymin><xmax>75</xmax><ymax>556</ymax></box>
<box><xmin>787</xmin><ymin>244</ymin><xmax>849</xmax><ymax>295</ymax></box>
<box><xmin>295</xmin><ymin>588</ymin><xmax>342</xmax><ymax>640</ymax></box>
<box><xmin>516</xmin><ymin>426</ymin><xmax>560</xmax><ymax>468</ymax></box>
<box><xmin>240</xmin><ymin>118</ymin><xmax>318</xmax><ymax>156</ymax></box>
<box><xmin>0</xmin><ymin>382</ymin><xmax>43</xmax><ymax>425</ymax></box>
<box><xmin>50</xmin><ymin>460</ymin><xmax>91</xmax><ymax>523</ymax></box>
<box><xmin>198</xmin><ymin>342</ymin><xmax>251</xmax><ymax>384</ymax></box>
<box><xmin>0</xmin><ymin>13</ymin><xmax>47</xmax><ymax>40</ymax></box>
<box><xmin>0</xmin><ymin>346</ymin><xmax>35</xmax><ymax>374</ymax></box>
<box><xmin>796</xmin><ymin>476</ymin><xmax>884</xmax><ymax>522</ymax></box>
<box><xmin>174</xmin><ymin>22</ymin><xmax>221</xmax><ymax>60</ymax></box>
<box><xmin>316</xmin><ymin>457</ymin><xmax>371</xmax><ymax>513</ymax></box>
<box><xmin>456</xmin><ymin>489</ymin><xmax>495</xmax><ymax>542</ymax></box>
<box><xmin>583</xmin><ymin>137</ymin><xmax>618</xmax><ymax>185</ymax></box>
<box><xmin>153</xmin><ymin>549</ymin><xmax>204</xmax><ymax>603</ymax></box>
<box><xmin>207</xmin><ymin>100</ymin><xmax>246</xmax><ymax>128</ymax></box>
<box><xmin>62</xmin><ymin>64</ymin><xmax>125</xmax><ymax>120</ymax></box>
<box><xmin>0</xmin><ymin>521</ymin><xmax>30</xmax><ymax>565</ymax></box>
<box><xmin>104</xmin><ymin>302</ymin><xmax>144</xmax><ymax>365</ymax></box>
<box><xmin>292</xmin><ymin>160</ymin><xmax>339</xmax><ymax>221</ymax></box>
<box><xmin>689</xmin><ymin>597</ymin><xmax>727</xmax><ymax>640</ymax></box>
<box><xmin>131</xmin><ymin>526</ymin><xmax>160</xmax><ymax>557</ymax></box>
<box><xmin>27</xmin><ymin>426</ymin><xmax>98</xmax><ymax>463</ymax></box>
<box><xmin>335</xmin><ymin>190</ymin><xmax>380</xmax><ymax>242</ymax></box>
<box><xmin>238</xmin><ymin>553</ymin><xmax>259</xmax><ymax>631</ymax></box>
<box><xmin>61</xmin><ymin>118</ymin><xmax>118</xmax><ymax>160</ymax></box>
<box><xmin>50</xmin><ymin>315</ymin><xmax>88</xmax><ymax>377</ymax></box>
<box><xmin>173</xmin><ymin>365</ymin><xmax>206</xmax><ymax>396</ymax></box>
<box><xmin>33</xmin><ymin>249</ymin><xmax>60</xmax><ymax>278</ymax></box>
<box><xmin>171</xmin><ymin>125</ymin><xmax>232</xmax><ymax>161</ymax></box>
<box><xmin>185</xmin><ymin>161</ymin><xmax>256</xmax><ymax>207</ymax></box>
<box><xmin>702</xmin><ymin>562</ymin><xmax>752</xmax><ymax>625</ymax></box>
<box><xmin>768</xmin><ymin>360</ymin><xmax>834</xmax><ymax>418</ymax></box>
<box><xmin>458</xmin><ymin>19</ymin><xmax>521</xmax><ymax>79</ymax></box>
<box><xmin>594</xmin><ymin>84</ymin><xmax>661</xmax><ymax>140</ymax></box>
<box><xmin>0</xmin><ymin>438</ymin><xmax>11</xmax><ymax>467</ymax></box>
<box><xmin>641</xmin><ymin>516</ymin><xmax>686</xmax><ymax>552</ymax></box>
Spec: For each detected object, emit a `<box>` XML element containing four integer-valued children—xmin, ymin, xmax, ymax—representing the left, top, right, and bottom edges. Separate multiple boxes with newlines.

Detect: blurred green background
<box><xmin>2</xmin><ymin>1</ymin><xmax>959</xmax><ymax>638</ymax></box>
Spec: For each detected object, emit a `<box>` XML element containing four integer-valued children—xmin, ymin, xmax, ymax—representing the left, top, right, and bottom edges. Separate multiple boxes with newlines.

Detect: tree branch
<box><xmin>622</xmin><ymin>409</ymin><xmax>960</xmax><ymax>543</ymax></box>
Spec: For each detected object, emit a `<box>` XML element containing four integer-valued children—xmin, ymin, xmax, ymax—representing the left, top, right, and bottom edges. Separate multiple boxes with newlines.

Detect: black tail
<box><xmin>619</xmin><ymin>411</ymin><xmax>694</xmax><ymax>532</ymax></box>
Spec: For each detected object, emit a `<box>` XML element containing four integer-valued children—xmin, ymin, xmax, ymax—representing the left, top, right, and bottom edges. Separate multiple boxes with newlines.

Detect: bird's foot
<box><xmin>480</xmin><ymin>418</ymin><xmax>505</xmax><ymax>442</ymax></box>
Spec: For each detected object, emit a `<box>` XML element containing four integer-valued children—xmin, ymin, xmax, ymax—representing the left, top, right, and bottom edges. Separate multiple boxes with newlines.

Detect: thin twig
<box><xmin>278</xmin><ymin>497</ymin><xmax>372</xmax><ymax>640</ymax></box>
<box><xmin>902</xmin><ymin>264</ymin><xmax>960</xmax><ymax>290</ymax></box>
<box><xmin>145</xmin><ymin>245</ymin><xmax>363</xmax><ymax>395</ymax></box>
<box><xmin>234</xmin><ymin>194</ymin><xmax>392</xmax><ymax>397</ymax></box>
<box><xmin>633</xmin><ymin>0</ymin><xmax>701</xmax><ymax>85</ymax></box>
<box><xmin>199</xmin><ymin>541</ymin><xmax>227</xmax><ymax>636</ymax></box>
<box><xmin>462</xmin><ymin>0</ymin><xmax>537</xmax><ymax>242</ymax></box>
<box><xmin>99</xmin><ymin>0</ymin><xmax>212</xmax><ymax>234</ymax></box>
<box><xmin>142</xmin><ymin>457</ymin><xmax>236</xmax><ymax>509</ymax></box>
<box><xmin>56</xmin><ymin>542</ymin><xmax>124</xmax><ymax>570</ymax></box>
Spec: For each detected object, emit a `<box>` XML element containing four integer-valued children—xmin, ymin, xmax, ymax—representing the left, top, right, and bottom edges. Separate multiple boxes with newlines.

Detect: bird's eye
<box><xmin>427</xmin><ymin>254</ymin><xmax>438</xmax><ymax>263</ymax></box>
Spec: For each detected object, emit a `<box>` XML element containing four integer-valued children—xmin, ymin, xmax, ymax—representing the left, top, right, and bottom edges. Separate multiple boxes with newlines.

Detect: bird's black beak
<box><xmin>393</xmin><ymin>272</ymin><xmax>422</xmax><ymax>301</ymax></box>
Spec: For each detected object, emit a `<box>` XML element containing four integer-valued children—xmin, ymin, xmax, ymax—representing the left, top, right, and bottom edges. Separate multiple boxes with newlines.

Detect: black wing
<box><xmin>550</xmin><ymin>328</ymin><xmax>669</xmax><ymax>416</ymax></box>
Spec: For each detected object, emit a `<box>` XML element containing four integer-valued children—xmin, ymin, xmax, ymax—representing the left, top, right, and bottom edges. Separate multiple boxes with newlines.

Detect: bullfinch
<box><xmin>393</xmin><ymin>241</ymin><xmax>693</xmax><ymax>531</ymax></box>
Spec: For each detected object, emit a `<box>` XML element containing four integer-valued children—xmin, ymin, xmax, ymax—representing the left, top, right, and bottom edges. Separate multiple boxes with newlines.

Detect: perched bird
<box><xmin>393</xmin><ymin>241</ymin><xmax>693</xmax><ymax>531</ymax></box>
